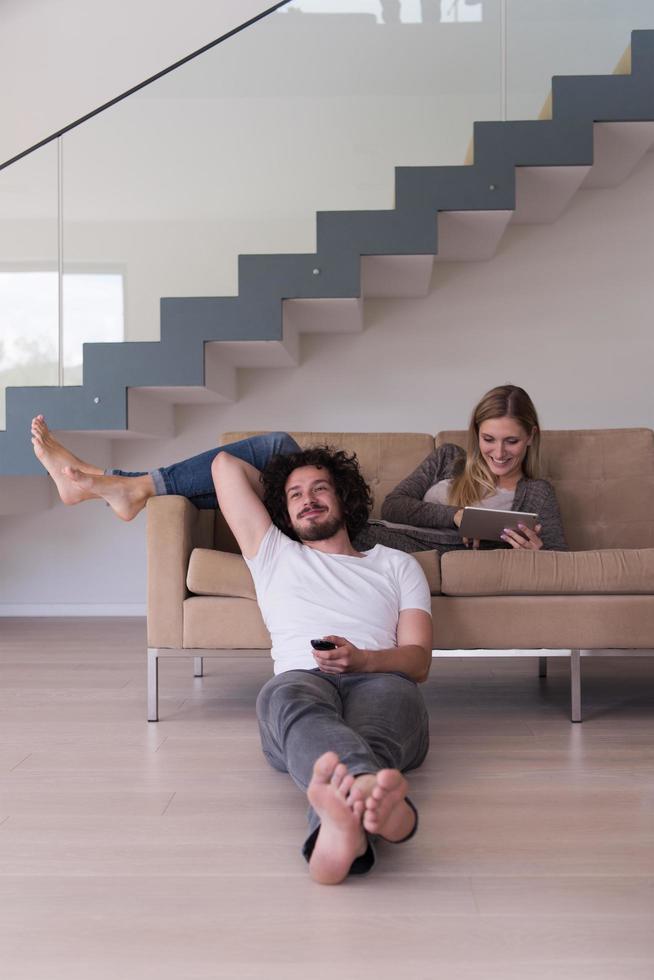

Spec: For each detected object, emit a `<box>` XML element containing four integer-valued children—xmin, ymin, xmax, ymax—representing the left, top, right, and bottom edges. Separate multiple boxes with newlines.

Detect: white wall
<box><xmin>1</xmin><ymin>148</ymin><xmax>653</xmax><ymax>612</ymax></box>
<box><xmin>1</xmin><ymin>0</ymin><xmax>653</xmax><ymax>613</ymax></box>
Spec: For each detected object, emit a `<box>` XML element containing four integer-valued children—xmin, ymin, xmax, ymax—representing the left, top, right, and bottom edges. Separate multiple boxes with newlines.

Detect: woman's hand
<box><xmin>312</xmin><ymin>636</ymin><xmax>369</xmax><ymax>674</ymax></box>
<box><xmin>501</xmin><ymin>522</ymin><xmax>543</xmax><ymax>551</ymax></box>
<box><xmin>455</xmin><ymin>510</ymin><xmax>480</xmax><ymax>549</ymax></box>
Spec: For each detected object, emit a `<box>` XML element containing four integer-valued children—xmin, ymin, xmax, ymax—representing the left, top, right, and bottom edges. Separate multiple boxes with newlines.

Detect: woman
<box><xmin>30</xmin><ymin>384</ymin><xmax>566</xmax><ymax>551</ymax></box>
<box><xmin>353</xmin><ymin>384</ymin><xmax>567</xmax><ymax>554</ymax></box>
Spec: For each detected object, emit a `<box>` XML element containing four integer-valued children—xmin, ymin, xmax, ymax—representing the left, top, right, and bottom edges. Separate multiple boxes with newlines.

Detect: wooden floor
<box><xmin>1</xmin><ymin>618</ymin><xmax>653</xmax><ymax>980</ymax></box>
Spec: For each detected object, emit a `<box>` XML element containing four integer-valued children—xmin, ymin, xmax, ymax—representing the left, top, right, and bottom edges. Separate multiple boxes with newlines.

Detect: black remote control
<box><xmin>311</xmin><ymin>639</ymin><xmax>337</xmax><ymax>651</ymax></box>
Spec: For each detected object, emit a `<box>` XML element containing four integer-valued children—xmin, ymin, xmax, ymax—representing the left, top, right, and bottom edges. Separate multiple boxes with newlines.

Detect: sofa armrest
<box><xmin>146</xmin><ymin>496</ymin><xmax>213</xmax><ymax>647</ymax></box>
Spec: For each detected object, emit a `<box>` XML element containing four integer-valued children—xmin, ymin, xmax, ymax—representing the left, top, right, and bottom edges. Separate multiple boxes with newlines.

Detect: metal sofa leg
<box><xmin>147</xmin><ymin>648</ymin><xmax>160</xmax><ymax>722</ymax></box>
<box><xmin>538</xmin><ymin>656</ymin><xmax>548</xmax><ymax>678</ymax></box>
<box><xmin>570</xmin><ymin>648</ymin><xmax>582</xmax><ymax>723</ymax></box>
<box><xmin>194</xmin><ymin>657</ymin><xmax>204</xmax><ymax>678</ymax></box>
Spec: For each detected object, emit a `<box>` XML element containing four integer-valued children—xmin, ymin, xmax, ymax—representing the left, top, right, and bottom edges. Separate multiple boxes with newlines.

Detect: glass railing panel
<box><xmin>0</xmin><ymin>142</ymin><xmax>59</xmax><ymax>430</ymax></box>
<box><xmin>506</xmin><ymin>0</ymin><xmax>654</xmax><ymax>119</ymax></box>
<box><xmin>61</xmin><ymin>0</ymin><xmax>503</xmax><ymax>346</ymax></box>
<box><xmin>62</xmin><ymin>267</ymin><xmax>125</xmax><ymax>386</ymax></box>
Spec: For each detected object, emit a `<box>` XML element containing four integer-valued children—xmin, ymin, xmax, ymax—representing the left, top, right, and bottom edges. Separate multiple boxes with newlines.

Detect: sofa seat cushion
<box><xmin>431</xmin><ymin>595</ymin><xmax>654</xmax><ymax>649</ymax></box>
<box><xmin>187</xmin><ymin>546</ymin><xmax>441</xmax><ymax>598</ymax></box>
<box><xmin>183</xmin><ymin>596</ymin><xmax>270</xmax><ymax>649</ymax></box>
<box><xmin>440</xmin><ymin>548</ymin><xmax>654</xmax><ymax>596</ymax></box>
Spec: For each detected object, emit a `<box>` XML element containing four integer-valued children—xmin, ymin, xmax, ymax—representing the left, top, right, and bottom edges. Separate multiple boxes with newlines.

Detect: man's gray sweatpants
<box><xmin>256</xmin><ymin>669</ymin><xmax>430</xmax><ymax>872</ymax></box>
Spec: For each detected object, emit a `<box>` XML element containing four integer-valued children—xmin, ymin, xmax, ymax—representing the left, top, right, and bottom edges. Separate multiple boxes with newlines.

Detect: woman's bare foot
<box><xmin>307</xmin><ymin>751</ymin><xmax>367</xmax><ymax>885</ymax></box>
<box><xmin>65</xmin><ymin>468</ymin><xmax>155</xmax><ymax>522</ymax></box>
<box><xmin>31</xmin><ymin>415</ymin><xmax>103</xmax><ymax>504</ymax></box>
<box><xmin>351</xmin><ymin>770</ymin><xmax>416</xmax><ymax>842</ymax></box>
<box><xmin>31</xmin><ymin>415</ymin><xmax>155</xmax><ymax>520</ymax></box>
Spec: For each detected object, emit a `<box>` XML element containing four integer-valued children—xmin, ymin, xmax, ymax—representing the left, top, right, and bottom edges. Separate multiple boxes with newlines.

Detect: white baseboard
<box><xmin>0</xmin><ymin>604</ymin><xmax>146</xmax><ymax>617</ymax></box>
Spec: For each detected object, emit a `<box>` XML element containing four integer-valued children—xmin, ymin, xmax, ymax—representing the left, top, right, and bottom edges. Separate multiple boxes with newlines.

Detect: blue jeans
<box><xmin>108</xmin><ymin>431</ymin><xmax>301</xmax><ymax>509</ymax></box>
<box><xmin>256</xmin><ymin>669</ymin><xmax>430</xmax><ymax>874</ymax></box>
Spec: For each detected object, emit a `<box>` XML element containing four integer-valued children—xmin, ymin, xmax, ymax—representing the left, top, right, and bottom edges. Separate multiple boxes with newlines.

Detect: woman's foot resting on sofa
<box><xmin>31</xmin><ymin>415</ymin><xmax>103</xmax><ymax>504</ymax></box>
<box><xmin>31</xmin><ymin>415</ymin><xmax>155</xmax><ymax>520</ymax></box>
<box><xmin>64</xmin><ymin>468</ymin><xmax>155</xmax><ymax>522</ymax></box>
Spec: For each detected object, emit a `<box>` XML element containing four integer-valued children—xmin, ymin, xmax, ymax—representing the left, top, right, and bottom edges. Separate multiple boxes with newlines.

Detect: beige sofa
<box><xmin>146</xmin><ymin>428</ymin><xmax>654</xmax><ymax>722</ymax></box>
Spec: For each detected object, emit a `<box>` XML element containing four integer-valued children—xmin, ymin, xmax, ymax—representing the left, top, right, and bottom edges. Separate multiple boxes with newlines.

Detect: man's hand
<box><xmin>312</xmin><ymin>636</ymin><xmax>369</xmax><ymax>674</ymax></box>
<box><xmin>312</xmin><ymin>608</ymin><xmax>432</xmax><ymax>683</ymax></box>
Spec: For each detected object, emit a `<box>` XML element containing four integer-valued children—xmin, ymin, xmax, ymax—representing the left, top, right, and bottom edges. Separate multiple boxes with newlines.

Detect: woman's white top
<box><xmin>379</xmin><ymin>479</ymin><xmax>515</xmax><ymax>534</ymax></box>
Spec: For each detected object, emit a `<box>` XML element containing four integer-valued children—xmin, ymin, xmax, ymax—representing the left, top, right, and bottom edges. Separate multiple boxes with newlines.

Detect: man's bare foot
<box><xmin>307</xmin><ymin>751</ymin><xmax>367</xmax><ymax>885</ymax></box>
<box><xmin>350</xmin><ymin>770</ymin><xmax>416</xmax><ymax>842</ymax></box>
<box><xmin>65</xmin><ymin>468</ymin><xmax>155</xmax><ymax>522</ymax></box>
<box><xmin>31</xmin><ymin>415</ymin><xmax>103</xmax><ymax>504</ymax></box>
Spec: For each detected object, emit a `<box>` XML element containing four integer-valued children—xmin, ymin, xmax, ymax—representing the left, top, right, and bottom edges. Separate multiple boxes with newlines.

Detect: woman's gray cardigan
<box><xmin>353</xmin><ymin>443</ymin><xmax>568</xmax><ymax>554</ymax></box>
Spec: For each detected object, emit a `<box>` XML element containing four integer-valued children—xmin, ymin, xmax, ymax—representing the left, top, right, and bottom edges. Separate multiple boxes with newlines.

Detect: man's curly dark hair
<box><xmin>261</xmin><ymin>446</ymin><xmax>373</xmax><ymax>542</ymax></box>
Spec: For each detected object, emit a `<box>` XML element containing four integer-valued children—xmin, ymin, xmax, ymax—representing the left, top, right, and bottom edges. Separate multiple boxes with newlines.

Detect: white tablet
<box><xmin>458</xmin><ymin>507</ymin><xmax>538</xmax><ymax>542</ymax></box>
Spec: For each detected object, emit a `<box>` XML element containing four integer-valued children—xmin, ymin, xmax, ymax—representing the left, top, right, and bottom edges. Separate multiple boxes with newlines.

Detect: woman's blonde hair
<box><xmin>449</xmin><ymin>385</ymin><xmax>541</xmax><ymax>508</ymax></box>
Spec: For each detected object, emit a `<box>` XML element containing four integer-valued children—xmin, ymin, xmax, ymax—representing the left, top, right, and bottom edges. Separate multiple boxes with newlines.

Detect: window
<box><xmin>0</xmin><ymin>270</ymin><xmax>124</xmax><ymax>428</ymax></box>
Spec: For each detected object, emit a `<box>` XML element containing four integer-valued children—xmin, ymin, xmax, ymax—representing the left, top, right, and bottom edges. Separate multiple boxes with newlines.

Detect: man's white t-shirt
<box><xmin>245</xmin><ymin>524</ymin><xmax>432</xmax><ymax>675</ymax></box>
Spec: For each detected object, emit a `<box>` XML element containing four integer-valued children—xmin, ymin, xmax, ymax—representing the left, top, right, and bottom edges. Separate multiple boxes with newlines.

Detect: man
<box><xmin>212</xmin><ymin>445</ymin><xmax>433</xmax><ymax>885</ymax></box>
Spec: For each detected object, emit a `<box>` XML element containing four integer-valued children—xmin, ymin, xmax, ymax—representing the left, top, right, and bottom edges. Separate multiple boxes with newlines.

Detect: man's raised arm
<box><xmin>211</xmin><ymin>453</ymin><xmax>272</xmax><ymax>559</ymax></box>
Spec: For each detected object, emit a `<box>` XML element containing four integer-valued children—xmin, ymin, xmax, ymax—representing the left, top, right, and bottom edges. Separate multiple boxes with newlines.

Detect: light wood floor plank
<box><xmin>0</xmin><ymin>617</ymin><xmax>653</xmax><ymax>979</ymax></box>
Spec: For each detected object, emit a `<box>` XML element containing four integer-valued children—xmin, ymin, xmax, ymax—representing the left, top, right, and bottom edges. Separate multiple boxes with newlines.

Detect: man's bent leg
<box><xmin>256</xmin><ymin>670</ymin><xmax>381</xmax><ymax>876</ymax></box>
<box><xmin>341</xmin><ymin>672</ymin><xmax>430</xmax><ymax>773</ymax></box>
<box><xmin>256</xmin><ymin>670</ymin><xmax>383</xmax><ymax>791</ymax></box>
<box><xmin>341</xmin><ymin>672</ymin><xmax>429</xmax><ymax>844</ymax></box>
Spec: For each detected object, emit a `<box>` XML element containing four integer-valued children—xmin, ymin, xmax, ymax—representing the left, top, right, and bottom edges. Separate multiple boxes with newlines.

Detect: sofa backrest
<box><xmin>221</xmin><ymin>431</ymin><xmax>435</xmax><ymax>519</ymax></box>
<box><xmin>436</xmin><ymin>428</ymin><xmax>654</xmax><ymax>551</ymax></box>
<box><xmin>223</xmin><ymin>428</ymin><xmax>654</xmax><ymax>552</ymax></box>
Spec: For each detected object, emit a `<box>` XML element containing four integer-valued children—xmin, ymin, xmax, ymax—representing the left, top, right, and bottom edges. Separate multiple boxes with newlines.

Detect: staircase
<box><xmin>1</xmin><ymin>30</ymin><xmax>653</xmax><ymax>511</ymax></box>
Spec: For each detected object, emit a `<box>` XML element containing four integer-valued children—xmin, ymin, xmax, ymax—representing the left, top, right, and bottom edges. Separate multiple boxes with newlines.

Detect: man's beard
<box><xmin>293</xmin><ymin>512</ymin><xmax>344</xmax><ymax>542</ymax></box>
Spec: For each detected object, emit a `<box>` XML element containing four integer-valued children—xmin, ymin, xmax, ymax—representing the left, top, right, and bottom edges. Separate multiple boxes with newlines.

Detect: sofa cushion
<box><xmin>187</xmin><ymin>545</ymin><xmax>441</xmax><ymax>598</ymax></box>
<box><xmin>187</xmin><ymin>549</ymin><xmax>257</xmax><ymax>599</ymax></box>
<box><xmin>431</xmin><ymin>595</ymin><xmax>654</xmax><ymax>649</ymax></box>
<box><xmin>440</xmin><ymin>548</ymin><xmax>654</xmax><ymax>596</ymax></box>
<box><xmin>411</xmin><ymin>550</ymin><xmax>440</xmax><ymax>595</ymax></box>
<box><xmin>183</xmin><ymin>596</ymin><xmax>270</xmax><ymax>649</ymax></box>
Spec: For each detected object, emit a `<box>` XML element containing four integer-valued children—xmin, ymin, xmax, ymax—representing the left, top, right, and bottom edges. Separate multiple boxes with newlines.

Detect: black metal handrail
<box><xmin>0</xmin><ymin>0</ymin><xmax>293</xmax><ymax>171</ymax></box>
